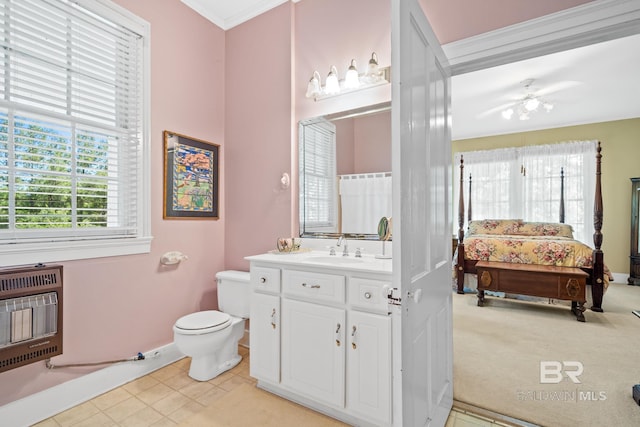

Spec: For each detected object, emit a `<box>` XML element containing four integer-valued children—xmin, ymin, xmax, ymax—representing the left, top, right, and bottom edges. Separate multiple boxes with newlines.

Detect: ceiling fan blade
<box><xmin>535</xmin><ymin>80</ymin><xmax>582</xmax><ymax>96</ymax></box>
<box><xmin>477</xmin><ymin>102</ymin><xmax>516</xmax><ymax>118</ymax></box>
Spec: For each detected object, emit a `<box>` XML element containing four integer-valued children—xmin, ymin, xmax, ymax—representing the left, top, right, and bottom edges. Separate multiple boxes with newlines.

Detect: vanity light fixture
<box><xmin>305</xmin><ymin>52</ymin><xmax>389</xmax><ymax>101</ymax></box>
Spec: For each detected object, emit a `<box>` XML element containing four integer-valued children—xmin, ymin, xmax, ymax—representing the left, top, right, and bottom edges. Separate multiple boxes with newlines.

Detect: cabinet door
<box><xmin>250</xmin><ymin>292</ymin><xmax>280</xmax><ymax>383</ymax></box>
<box><xmin>281</xmin><ymin>298</ymin><xmax>345</xmax><ymax>407</ymax></box>
<box><xmin>347</xmin><ymin>310</ymin><xmax>392</xmax><ymax>424</ymax></box>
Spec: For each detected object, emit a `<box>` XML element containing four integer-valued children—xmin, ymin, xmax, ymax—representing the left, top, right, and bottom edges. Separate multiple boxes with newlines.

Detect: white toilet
<box><xmin>173</xmin><ymin>270</ymin><xmax>250</xmax><ymax>381</ymax></box>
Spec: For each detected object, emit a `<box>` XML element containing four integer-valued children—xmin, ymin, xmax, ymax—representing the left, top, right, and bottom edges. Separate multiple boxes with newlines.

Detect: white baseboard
<box><xmin>0</xmin><ymin>343</ymin><xmax>183</xmax><ymax>427</ymax></box>
<box><xmin>611</xmin><ymin>272</ymin><xmax>628</xmax><ymax>284</ymax></box>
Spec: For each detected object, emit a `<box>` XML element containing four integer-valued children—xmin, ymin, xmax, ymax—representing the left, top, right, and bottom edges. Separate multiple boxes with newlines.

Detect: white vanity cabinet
<box><xmin>249</xmin><ymin>266</ymin><xmax>281</xmax><ymax>383</ymax></box>
<box><xmin>347</xmin><ymin>310</ymin><xmax>392</xmax><ymax>423</ymax></box>
<box><xmin>247</xmin><ymin>253</ymin><xmax>393</xmax><ymax>426</ymax></box>
<box><xmin>281</xmin><ymin>298</ymin><xmax>345</xmax><ymax>407</ymax></box>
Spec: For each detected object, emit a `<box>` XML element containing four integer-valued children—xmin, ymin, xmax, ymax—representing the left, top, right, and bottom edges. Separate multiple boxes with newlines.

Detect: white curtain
<box><xmin>340</xmin><ymin>173</ymin><xmax>392</xmax><ymax>234</ymax></box>
<box><xmin>521</xmin><ymin>141</ymin><xmax>596</xmax><ymax>244</ymax></box>
<box><xmin>454</xmin><ymin>140</ymin><xmax>596</xmax><ymax>244</ymax></box>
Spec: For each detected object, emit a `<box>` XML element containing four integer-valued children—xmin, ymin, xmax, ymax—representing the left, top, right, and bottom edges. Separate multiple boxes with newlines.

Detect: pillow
<box><xmin>515</xmin><ymin>222</ymin><xmax>574</xmax><ymax>238</ymax></box>
<box><xmin>467</xmin><ymin>219</ymin><xmax>523</xmax><ymax>236</ymax></box>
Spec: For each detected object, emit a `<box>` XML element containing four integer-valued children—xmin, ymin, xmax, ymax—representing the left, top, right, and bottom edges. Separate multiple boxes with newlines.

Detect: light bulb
<box><xmin>523</xmin><ymin>96</ymin><xmax>540</xmax><ymax>112</ymax></box>
<box><xmin>501</xmin><ymin>108</ymin><xmax>514</xmax><ymax>120</ymax></box>
<box><xmin>305</xmin><ymin>71</ymin><xmax>321</xmax><ymax>98</ymax></box>
<box><xmin>325</xmin><ymin>66</ymin><xmax>340</xmax><ymax>95</ymax></box>
<box><xmin>364</xmin><ymin>52</ymin><xmax>380</xmax><ymax>83</ymax></box>
<box><xmin>344</xmin><ymin>59</ymin><xmax>360</xmax><ymax>89</ymax></box>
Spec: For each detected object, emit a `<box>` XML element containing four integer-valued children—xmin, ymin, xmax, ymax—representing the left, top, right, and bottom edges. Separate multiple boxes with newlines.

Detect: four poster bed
<box><xmin>454</xmin><ymin>141</ymin><xmax>607</xmax><ymax>318</ymax></box>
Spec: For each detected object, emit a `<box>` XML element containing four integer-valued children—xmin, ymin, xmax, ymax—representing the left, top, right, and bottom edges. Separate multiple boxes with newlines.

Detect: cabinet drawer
<box><xmin>349</xmin><ymin>277</ymin><xmax>391</xmax><ymax>314</ymax></box>
<box><xmin>282</xmin><ymin>270</ymin><xmax>345</xmax><ymax>304</ymax></box>
<box><xmin>252</xmin><ymin>266</ymin><xmax>281</xmax><ymax>294</ymax></box>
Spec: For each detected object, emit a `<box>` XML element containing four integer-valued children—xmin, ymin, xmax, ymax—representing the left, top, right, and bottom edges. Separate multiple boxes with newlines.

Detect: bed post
<box><xmin>591</xmin><ymin>141</ymin><xmax>604</xmax><ymax>312</ymax></box>
<box><xmin>560</xmin><ymin>167</ymin><xmax>565</xmax><ymax>223</ymax></box>
<box><xmin>456</xmin><ymin>156</ymin><xmax>466</xmax><ymax>294</ymax></box>
<box><xmin>468</xmin><ymin>174</ymin><xmax>473</xmax><ymax>222</ymax></box>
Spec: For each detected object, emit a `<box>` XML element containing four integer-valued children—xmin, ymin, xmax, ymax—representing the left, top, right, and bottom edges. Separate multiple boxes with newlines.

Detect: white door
<box><xmin>281</xmin><ymin>298</ymin><xmax>346</xmax><ymax>407</ymax></box>
<box><xmin>391</xmin><ymin>0</ymin><xmax>453</xmax><ymax>426</ymax></box>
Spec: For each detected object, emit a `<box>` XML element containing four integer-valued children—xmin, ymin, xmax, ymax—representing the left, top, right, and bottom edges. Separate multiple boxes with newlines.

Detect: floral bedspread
<box><xmin>465</xmin><ymin>234</ymin><xmax>591</xmax><ymax>266</ymax></box>
<box><xmin>463</xmin><ymin>234</ymin><xmax>612</xmax><ymax>283</ymax></box>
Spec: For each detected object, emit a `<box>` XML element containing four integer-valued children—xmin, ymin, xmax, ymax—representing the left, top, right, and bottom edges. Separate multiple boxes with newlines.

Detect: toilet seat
<box><xmin>174</xmin><ymin>310</ymin><xmax>231</xmax><ymax>335</ymax></box>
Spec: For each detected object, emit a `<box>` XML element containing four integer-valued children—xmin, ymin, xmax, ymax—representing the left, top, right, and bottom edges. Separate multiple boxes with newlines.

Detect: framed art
<box><xmin>163</xmin><ymin>131</ymin><xmax>219</xmax><ymax>219</ymax></box>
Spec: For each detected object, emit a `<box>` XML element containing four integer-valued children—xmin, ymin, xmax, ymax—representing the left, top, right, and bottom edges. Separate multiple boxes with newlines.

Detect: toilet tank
<box><xmin>216</xmin><ymin>270</ymin><xmax>250</xmax><ymax>318</ymax></box>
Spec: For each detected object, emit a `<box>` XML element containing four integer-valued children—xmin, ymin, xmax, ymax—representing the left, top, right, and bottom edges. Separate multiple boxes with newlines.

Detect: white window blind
<box><xmin>299</xmin><ymin>118</ymin><xmax>338</xmax><ymax>234</ymax></box>
<box><xmin>0</xmin><ymin>0</ymin><xmax>151</xmax><ymax>263</ymax></box>
<box><xmin>454</xmin><ymin>140</ymin><xmax>596</xmax><ymax>244</ymax></box>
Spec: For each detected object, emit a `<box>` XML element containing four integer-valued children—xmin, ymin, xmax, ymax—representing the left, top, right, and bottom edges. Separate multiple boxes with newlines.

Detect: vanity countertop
<box><xmin>245</xmin><ymin>250</ymin><xmax>392</xmax><ymax>275</ymax></box>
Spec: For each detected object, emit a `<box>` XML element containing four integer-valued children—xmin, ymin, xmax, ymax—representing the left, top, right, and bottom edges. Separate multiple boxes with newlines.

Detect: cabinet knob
<box><xmin>364</xmin><ymin>291</ymin><xmax>372</xmax><ymax>299</ymax></box>
<box><xmin>260</xmin><ymin>277</ymin><xmax>266</xmax><ymax>283</ymax></box>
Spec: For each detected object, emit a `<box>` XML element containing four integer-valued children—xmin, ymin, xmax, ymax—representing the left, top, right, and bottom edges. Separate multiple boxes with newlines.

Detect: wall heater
<box><xmin>0</xmin><ymin>264</ymin><xmax>63</xmax><ymax>373</ymax></box>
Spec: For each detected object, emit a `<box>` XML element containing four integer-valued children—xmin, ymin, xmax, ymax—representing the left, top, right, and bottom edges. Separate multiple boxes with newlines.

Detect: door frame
<box><xmin>443</xmin><ymin>0</ymin><xmax>640</xmax><ymax>76</ymax></box>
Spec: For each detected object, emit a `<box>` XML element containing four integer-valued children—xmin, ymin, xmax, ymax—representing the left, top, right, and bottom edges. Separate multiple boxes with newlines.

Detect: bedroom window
<box><xmin>299</xmin><ymin>118</ymin><xmax>338</xmax><ymax>234</ymax></box>
<box><xmin>0</xmin><ymin>0</ymin><xmax>151</xmax><ymax>264</ymax></box>
<box><xmin>454</xmin><ymin>140</ymin><xmax>597</xmax><ymax>244</ymax></box>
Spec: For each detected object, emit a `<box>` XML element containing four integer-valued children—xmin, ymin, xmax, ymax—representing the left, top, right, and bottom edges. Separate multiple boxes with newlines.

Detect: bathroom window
<box><xmin>0</xmin><ymin>0</ymin><xmax>151</xmax><ymax>264</ymax></box>
<box><xmin>298</xmin><ymin>118</ymin><xmax>338</xmax><ymax>234</ymax></box>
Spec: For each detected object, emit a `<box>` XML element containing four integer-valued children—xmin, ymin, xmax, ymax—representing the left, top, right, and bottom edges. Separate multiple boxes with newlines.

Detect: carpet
<box><xmin>178</xmin><ymin>383</ymin><xmax>348</xmax><ymax>427</ymax></box>
<box><xmin>453</xmin><ymin>281</ymin><xmax>640</xmax><ymax>426</ymax></box>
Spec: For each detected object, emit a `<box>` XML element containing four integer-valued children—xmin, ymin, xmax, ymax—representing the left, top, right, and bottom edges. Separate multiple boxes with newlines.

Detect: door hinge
<box><xmin>387</xmin><ymin>287</ymin><xmax>401</xmax><ymax>305</ymax></box>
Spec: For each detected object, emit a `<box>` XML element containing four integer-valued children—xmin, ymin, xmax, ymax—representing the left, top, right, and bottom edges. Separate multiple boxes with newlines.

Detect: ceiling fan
<box><xmin>478</xmin><ymin>78</ymin><xmax>580</xmax><ymax>120</ymax></box>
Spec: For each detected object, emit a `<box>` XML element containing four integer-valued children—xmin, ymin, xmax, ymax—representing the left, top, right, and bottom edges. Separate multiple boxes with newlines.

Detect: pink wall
<box><xmin>354</xmin><ymin>112</ymin><xmax>392</xmax><ymax>173</ymax></box>
<box><xmin>0</xmin><ymin>0</ymin><xmax>226</xmax><ymax>405</ymax></box>
<box><xmin>223</xmin><ymin>4</ymin><xmax>294</xmax><ymax>270</ymax></box>
<box><xmin>336</xmin><ymin>119</ymin><xmax>355</xmax><ymax>175</ymax></box>
<box><xmin>0</xmin><ymin>0</ymin><xmax>601</xmax><ymax>409</ymax></box>
<box><xmin>335</xmin><ymin>113</ymin><xmax>392</xmax><ymax>175</ymax></box>
<box><xmin>419</xmin><ymin>0</ymin><xmax>596</xmax><ymax>44</ymax></box>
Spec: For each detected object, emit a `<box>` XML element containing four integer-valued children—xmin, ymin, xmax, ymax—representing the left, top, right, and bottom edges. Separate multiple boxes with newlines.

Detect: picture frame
<box><xmin>163</xmin><ymin>131</ymin><xmax>219</xmax><ymax>219</ymax></box>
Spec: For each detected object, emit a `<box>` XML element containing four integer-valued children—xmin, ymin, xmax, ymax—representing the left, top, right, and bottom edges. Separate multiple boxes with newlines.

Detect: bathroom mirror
<box><xmin>298</xmin><ymin>102</ymin><xmax>391</xmax><ymax>240</ymax></box>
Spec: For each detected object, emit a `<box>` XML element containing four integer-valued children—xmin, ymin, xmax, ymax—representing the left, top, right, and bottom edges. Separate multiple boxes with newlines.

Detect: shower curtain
<box><xmin>339</xmin><ymin>173</ymin><xmax>392</xmax><ymax>234</ymax></box>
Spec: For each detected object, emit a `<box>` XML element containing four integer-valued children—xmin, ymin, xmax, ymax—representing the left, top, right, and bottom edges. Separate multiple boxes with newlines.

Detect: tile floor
<box><xmin>33</xmin><ymin>346</ymin><xmax>530</xmax><ymax>427</ymax></box>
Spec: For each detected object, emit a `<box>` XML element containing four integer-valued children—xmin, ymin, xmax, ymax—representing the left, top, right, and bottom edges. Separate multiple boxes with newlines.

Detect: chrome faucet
<box><xmin>336</xmin><ymin>235</ymin><xmax>349</xmax><ymax>256</ymax></box>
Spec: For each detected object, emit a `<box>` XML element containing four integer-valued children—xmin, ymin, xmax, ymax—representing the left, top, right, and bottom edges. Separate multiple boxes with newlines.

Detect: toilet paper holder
<box><xmin>160</xmin><ymin>251</ymin><xmax>188</xmax><ymax>265</ymax></box>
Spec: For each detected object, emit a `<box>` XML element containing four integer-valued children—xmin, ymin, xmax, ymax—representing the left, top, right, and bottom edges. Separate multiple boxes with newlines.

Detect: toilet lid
<box><xmin>175</xmin><ymin>310</ymin><xmax>231</xmax><ymax>331</ymax></box>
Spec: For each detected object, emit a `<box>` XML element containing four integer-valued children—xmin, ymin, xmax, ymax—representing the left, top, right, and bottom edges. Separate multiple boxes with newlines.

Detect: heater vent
<box><xmin>0</xmin><ymin>343</ymin><xmax>60</xmax><ymax>371</ymax></box>
<box><xmin>0</xmin><ymin>264</ymin><xmax>63</xmax><ymax>373</ymax></box>
<box><xmin>0</xmin><ymin>268</ymin><xmax>61</xmax><ymax>294</ymax></box>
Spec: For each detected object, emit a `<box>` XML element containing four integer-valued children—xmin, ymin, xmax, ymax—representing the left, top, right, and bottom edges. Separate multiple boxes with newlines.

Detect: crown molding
<box><xmin>181</xmin><ymin>0</ymin><xmax>290</xmax><ymax>30</ymax></box>
<box><xmin>443</xmin><ymin>0</ymin><xmax>640</xmax><ymax>75</ymax></box>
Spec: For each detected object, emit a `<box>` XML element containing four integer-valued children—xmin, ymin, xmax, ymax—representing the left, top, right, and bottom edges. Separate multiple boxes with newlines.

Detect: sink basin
<box><xmin>306</xmin><ymin>256</ymin><xmax>365</xmax><ymax>264</ymax></box>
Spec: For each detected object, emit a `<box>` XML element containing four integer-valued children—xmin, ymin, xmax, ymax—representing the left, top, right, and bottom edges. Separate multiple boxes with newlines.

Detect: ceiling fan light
<box><xmin>501</xmin><ymin>108</ymin><xmax>514</xmax><ymax>120</ymax></box>
<box><xmin>543</xmin><ymin>102</ymin><xmax>554</xmax><ymax>112</ymax></box>
<box><xmin>523</xmin><ymin>96</ymin><xmax>540</xmax><ymax>112</ymax></box>
<box><xmin>519</xmin><ymin>111</ymin><xmax>530</xmax><ymax>121</ymax></box>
